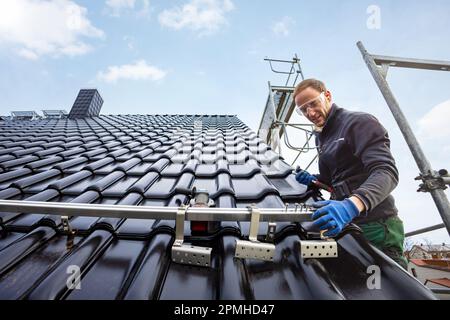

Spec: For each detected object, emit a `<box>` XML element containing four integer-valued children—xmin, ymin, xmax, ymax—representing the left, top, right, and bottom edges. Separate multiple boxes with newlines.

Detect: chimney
<box><xmin>68</xmin><ymin>89</ymin><xmax>103</xmax><ymax>119</ymax></box>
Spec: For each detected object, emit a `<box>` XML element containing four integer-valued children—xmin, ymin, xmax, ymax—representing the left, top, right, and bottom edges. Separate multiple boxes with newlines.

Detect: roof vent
<box><xmin>68</xmin><ymin>89</ymin><xmax>103</xmax><ymax>119</ymax></box>
<box><xmin>11</xmin><ymin>111</ymin><xmax>40</xmax><ymax>121</ymax></box>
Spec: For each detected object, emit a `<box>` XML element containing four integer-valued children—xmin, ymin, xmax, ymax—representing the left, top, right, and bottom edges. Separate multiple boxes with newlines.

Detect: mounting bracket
<box><xmin>299</xmin><ymin>240</ymin><xmax>338</xmax><ymax>259</ymax></box>
<box><xmin>171</xmin><ymin>205</ymin><xmax>213</xmax><ymax>267</ymax></box>
<box><xmin>234</xmin><ymin>206</ymin><xmax>276</xmax><ymax>262</ymax></box>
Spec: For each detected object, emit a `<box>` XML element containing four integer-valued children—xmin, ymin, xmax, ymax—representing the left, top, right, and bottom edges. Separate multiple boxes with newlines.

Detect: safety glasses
<box><xmin>295</xmin><ymin>92</ymin><xmax>326</xmax><ymax>116</ymax></box>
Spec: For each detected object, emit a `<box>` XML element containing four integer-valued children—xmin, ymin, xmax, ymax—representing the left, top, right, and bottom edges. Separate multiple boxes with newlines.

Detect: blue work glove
<box><xmin>295</xmin><ymin>170</ymin><xmax>317</xmax><ymax>186</ymax></box>
<box><xmin>312</xmin><ymin>199</ymin><xmax>360</xmax><ymax>238</ymax></box>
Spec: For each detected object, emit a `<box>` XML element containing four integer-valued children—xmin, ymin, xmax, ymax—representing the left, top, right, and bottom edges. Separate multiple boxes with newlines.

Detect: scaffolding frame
<box><xmin>258</xmin><ymin>55</ymin><xmax>317</xmax><ymax>169</ymax></box>
<box><xmin>357</xmin><ymin>41</ymin><xmax>450</xmax><ymax>237</ymax></box>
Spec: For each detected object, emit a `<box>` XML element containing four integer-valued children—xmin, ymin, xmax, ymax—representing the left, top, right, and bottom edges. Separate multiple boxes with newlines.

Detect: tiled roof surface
<box><xmin>426</xmin><ymin>278</ymin><xmax>450</xmax><ymax>288</ymax></box>
<box><xmin>419</xmin><ymin>244</ymin><xmax>450</xmax><ymax>252</ymax></box>
<box><xmin>0</xmin><ymin>114</ymin><xmax>435</xmax><ymax>300</ymax></box>
<box><xmin>410</xmin><ymin>259</ymin><xmax>450</xmax><ymax>271</ymax></box>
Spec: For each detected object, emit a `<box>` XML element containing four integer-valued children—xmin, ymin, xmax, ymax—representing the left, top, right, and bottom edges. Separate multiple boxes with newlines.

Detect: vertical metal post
<box><xmin>268</xmin><ymin>82</ymin><xmax>282</xmax><ymax>155</ymax></box>
<box><xmin>357</xmin><ymin>41</ymin><xmax>450</xmax><ymax>235</ymax></box>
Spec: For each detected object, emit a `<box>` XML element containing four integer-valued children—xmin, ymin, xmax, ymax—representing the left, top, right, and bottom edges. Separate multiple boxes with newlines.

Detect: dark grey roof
<box><xmin>0</xmin><ymin>114</ymin><xmax>435</xmax><ymax>300</ymax></box>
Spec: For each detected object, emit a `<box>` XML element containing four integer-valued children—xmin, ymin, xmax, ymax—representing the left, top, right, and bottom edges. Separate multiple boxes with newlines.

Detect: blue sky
<box><xmin>0</xmin><ymin>0</ymin><xmax>449</xmax><ymax>243</ymax></box>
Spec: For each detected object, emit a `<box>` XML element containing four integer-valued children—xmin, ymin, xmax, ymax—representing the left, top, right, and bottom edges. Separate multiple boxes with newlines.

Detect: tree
<box><xmin>403</xmin><ymin>238</ymin><xmax>416</xmax><ymax>260</ymax></box>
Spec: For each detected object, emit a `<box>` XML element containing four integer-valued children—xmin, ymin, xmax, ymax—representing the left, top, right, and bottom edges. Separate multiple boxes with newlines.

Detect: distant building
<box><xmin>407</xmin><ymin>244</ymin><xmax>450</xmax><ymax>260</ymax></box>
<box><xmin>424</xmin><ymin>278</ymin><xmax>450</xmax><ymax>292</ymax></box>
<box><xmin>408</xmin><ymin>259</ymin><xmax>450</xmax><ymax>300</ymax></box>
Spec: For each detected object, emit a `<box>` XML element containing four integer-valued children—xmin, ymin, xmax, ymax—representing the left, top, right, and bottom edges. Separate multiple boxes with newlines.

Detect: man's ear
<box><xmin>325</xmin><ymin>90</ymin><xmax>332</xmax><ymax>102</ymax></box>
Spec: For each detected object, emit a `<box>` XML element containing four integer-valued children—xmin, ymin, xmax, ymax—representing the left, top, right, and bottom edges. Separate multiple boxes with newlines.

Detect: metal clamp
<box><xmin>0</xmin><ymin>223</ymin><xmax>5</xmax><ymax>239</ymax></box>
<box><xmin>234</xmin><ymin>206</ymin><xmax>276</xmax><ymax>262</ymax></box>
<box><xmin>61</xmin><ymin>216</ymin><xmax>72</xmax><ymax>233</ymax></box>
<box><xmin>415</xmin><ymin>170</ymin><xmax>449</xmax><ymax>193</ymax></box>
<box><xmin>171</xmin><ymin>205</ymin><xmax>213</xmax><ymax>268</ymax></box>
<box><xmin>61</xmin><ymin>216</ymin><xmax>76</xmax><ymax>250</ymax></box>
<box><xmin>265</xmin><ymin>222</ymin><xmax>277</xmax><ymax>242</ymax></box>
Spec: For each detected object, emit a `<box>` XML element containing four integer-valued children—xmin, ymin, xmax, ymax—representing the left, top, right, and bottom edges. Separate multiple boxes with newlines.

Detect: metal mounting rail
<box><xmin>0</xmin><ymin>200</ymin><xmax>314</xmax><ymax>223</ymax></box>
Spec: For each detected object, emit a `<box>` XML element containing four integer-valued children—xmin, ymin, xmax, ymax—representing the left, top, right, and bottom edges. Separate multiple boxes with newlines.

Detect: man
<box><xmin>294</xmin><ymin>78</ymin><xmax>407</xmax><ymax>269</ymax></box>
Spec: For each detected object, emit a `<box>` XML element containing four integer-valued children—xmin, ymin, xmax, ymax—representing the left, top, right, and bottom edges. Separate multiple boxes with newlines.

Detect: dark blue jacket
<box><xmin>314</xmin><ymin>104</ymin><xmax>399</xmax><ymax>224</ymax></box>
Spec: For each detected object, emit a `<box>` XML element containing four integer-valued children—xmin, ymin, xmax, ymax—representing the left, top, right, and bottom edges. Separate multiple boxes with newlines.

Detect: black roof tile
<box><xmin>126</xmin><ymin>172</ymin><xmax>159</xmax><ymax>195</ymax></box>
<box><xmin>0</xmin><ymin>168</ymin><xmax>33</xmax><ymax>186</ymax></box>
<box><xmin>81</xmin><ymin>148</ymin><xmax>108</xmax><ymax>160</ymax></box>
<box><xmin>0</xmin><ymin>188</ymin><xmax>21</xmax><ymax>203</ymax></box>
<box><xmin>0</xmin><ymin>155</ymin><xmax>17</xmax><ymax>164</ymax></box>
<box><xmin>25</xmin><ymin>156</ymin><xmax>63</xmax><ymax>171</ymax></box>
<box><xmin>12</xmin><ymin>147</ymin><xmax>44</xmax><ymax>158</ymax></box>
<box><xmin>0</xmin><ymin>114</ymin><xmax>435</xmax><ymax>300</ymax></box>
<box><xmin>0</xmin><ymin>234</ymin><xmax>85</xmax><ymax>300</ymax></box>
<box><xmin>10</xmin><ymin>169</ymin><xmax>62</xmax><ymax>192</ymax></box>
<box><xmin>62</xmin><ymin>175</ymin><xmax>104</xmax><ymax>196</ymax></box>
<box><xmin>83</xmin><ymin>157</ymin><xmax>114</xmax><ymax>172</ymax></box>
<box><xmin>25</xmin><ymin>230</ymin><xmax>113</xmax><ymax>300</ymax></box>
<box><xmin>57</xmin><ymin>148</ymin><xmax>85</xmax><ymax>159</ymax></box>
<box><xmin>2</xmin><ymin>156</ymin><xmax>41</xmax><ymax>170</ymax></box>
<box><xmin>34</xmin><ymin>147</ymin><xmax>65</xmax><ymax>158</ymax></box>
<box><xmin>0</xmin><ymin>147</ymin><xmax>23</xmax><ymax>156</ymax></box>
<box><xmin>47</xmin><ymin>171</ymin><xmax>92</xmax><ymax>192</ymax></box>
<box><xmin>66</xmin><ymin>238</ymin><xmax>146</xmax><ymax>300</ymax></box>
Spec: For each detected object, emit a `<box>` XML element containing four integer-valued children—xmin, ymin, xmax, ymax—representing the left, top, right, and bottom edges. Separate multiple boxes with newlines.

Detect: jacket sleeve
<box><xmin>313</xmin><ymin>136</ymin><xmax>332</xmax><ymax>186</ymax></box>
<box><xmin>347</xmin><ymin>114</ymin><xmax>399</xmax><ymax>213</ymax></box>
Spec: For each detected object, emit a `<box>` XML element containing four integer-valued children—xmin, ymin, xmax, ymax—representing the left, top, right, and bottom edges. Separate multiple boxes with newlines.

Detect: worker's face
<box><xmin>295</xmin><ymin>87</ymin><xmax>332</xmax><ymax>128</ymax></box>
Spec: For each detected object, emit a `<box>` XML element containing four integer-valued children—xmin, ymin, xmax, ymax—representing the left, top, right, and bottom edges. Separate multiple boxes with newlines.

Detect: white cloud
<box><xmin>158</xmin><ymin>0</ymin><xmax>234</xmax><ymax>36</ymax></box>
<box><xmin>123</xmin><ymin>36</ymin><xmax>136</xmax><ymax>51</ymax></box>
<box><xmin>272</xmin><ymin>16</ymin><xmax>295</xmax><ymax>37</ymax></box>
<box><xmin>17</xmin><ymin>48</ymin><xmax>39</xmax><ymax>60</ymax></box>
<box><xmin>106</xmin><ymin>0</ymin><xmax>136</xmax><ymax>10</ymax></box>
<box><xmin>97</xmin><ymin>60</ymin><xmax>167</xmax><ymax>83</ymax></box>
<box><xmin>0</xmin><ymin>0</ymin><xmax>104</xmax><ymax>60</ymax></box>
<box><xmin>418</xmin><ymin>99</ymin><xmax>450</xmax><ymax>140</ymax></box>
<box><xmin>105</xmin><ymin>0</ymin><xmax>151</xmax><ymax>17</ymax></box>
<box><xmin>138</xmin><ymin>0</ymin><xmax>151</xmax><ymax>17</ymax></box>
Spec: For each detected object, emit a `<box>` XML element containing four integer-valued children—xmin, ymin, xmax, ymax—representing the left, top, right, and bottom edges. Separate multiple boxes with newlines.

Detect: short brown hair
<box><xmin>293</xmin><ymin>79</ymin><xmax>327</xmax><ymax>100</ymax></box>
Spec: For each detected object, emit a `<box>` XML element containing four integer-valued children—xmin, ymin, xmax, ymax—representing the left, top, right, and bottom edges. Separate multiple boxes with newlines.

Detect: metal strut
<box><xmin>357</xmin><ymin>41</ymin><xmax>450</xmax><ymax>236</ymax></box>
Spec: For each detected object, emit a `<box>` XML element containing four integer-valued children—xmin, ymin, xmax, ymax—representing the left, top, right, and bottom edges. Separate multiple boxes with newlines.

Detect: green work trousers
<box><xmin>359</xmin><ymin>216</ymin><xmax>408</xmax><ymax>269</ymax></box>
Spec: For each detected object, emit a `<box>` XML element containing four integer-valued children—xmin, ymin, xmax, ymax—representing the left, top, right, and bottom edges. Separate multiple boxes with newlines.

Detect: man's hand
<box><xmin>312</xmin><ymin>199</ymin><xmax>361</xmax><ymax>237</ymax></box>
<box><xmin>295</xmin><ymin>170</ymin><xmax>317</xmax><ymax>186</ymax></box>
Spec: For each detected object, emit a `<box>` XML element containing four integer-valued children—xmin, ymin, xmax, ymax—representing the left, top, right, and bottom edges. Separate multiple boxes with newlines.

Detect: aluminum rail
<box><xmin>0</xmin><ymin>199</ymin><xmax>313</xmax><ymax>223</ymax></box>
<box><xmin>357</xmin><ymin>41</ymin><xmax>450</xmax><ymax>236</ymax></box>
